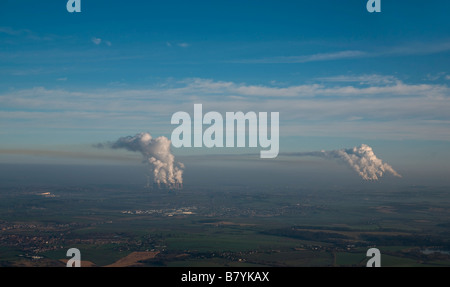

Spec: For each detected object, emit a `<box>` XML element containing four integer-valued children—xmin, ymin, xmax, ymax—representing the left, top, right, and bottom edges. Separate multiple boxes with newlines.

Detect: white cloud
<box><xmin>0</xmin><ymin>26</ymin><xmax>53</xmax><ymax>41</ymax></box>
<box><xmin>1</xmin><ymin>76</ymin><xmax>450</xmax><ymax>141</ymax></box>
<box><xmin>236</xmin><ymin>41</ymin><xmax>450</xmax><ymax>64</ymax></box>
<box><xmin>166</xmin><ymin>41</ymin><xmax>190</xmax><ymax>48</ymax></box>
<box><xmin>242</xmin><ymin>50</ymin><xmax>367</xmax><ymax>64</ymax></box>
<box><xmin>426</xmin><ymin>72</ymin><xmax>446</xmax><ymax>81</ymax></box>
<box><xmin>176</xmin><ymin>77</ymin><xmax>448</xmax><ymax>99</ymax></box>
<box><xmin>91</xmin><ymin>37</ymin><xmax>102</xmax><ymax>45</ymax></box>
<box><xmin>383</xmin><ymin>41</ymin><xmax>450</xmax><ymax>56</ymax></box>
<box><xmin>317</xmin><ymin>74</ymin><xmax>398</xmax><ymax>85</ymax></box>
<box><xmin>0</xmin><ymin>26</ymin><xmax>24</xmax><ymax>35</ymax></box>
<box><xmin>91</xmin><ymin>37</ymin><xmax>112</xmax><ymax>46</ymax></box>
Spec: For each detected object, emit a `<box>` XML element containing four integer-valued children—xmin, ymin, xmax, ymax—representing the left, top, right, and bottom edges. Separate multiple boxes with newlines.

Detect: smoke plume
<box><xmin>292</xmin><ymin>144</ymin><xmax>401</xmax><ymax>181</ymax></box>
<box><xmin>98</xmin><ymin>132</ymin><xmax>184</xmax><ymax>189</ymax></box>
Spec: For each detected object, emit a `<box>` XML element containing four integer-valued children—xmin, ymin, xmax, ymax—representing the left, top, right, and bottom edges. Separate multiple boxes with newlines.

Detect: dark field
<box><xmin>1</xmin><ymin>164</ymin><xmax>450</xmax><ymax>267</ymax></box>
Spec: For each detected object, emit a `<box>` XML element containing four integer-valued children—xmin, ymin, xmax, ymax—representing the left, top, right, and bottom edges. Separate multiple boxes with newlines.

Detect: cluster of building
<box><xmin>121</xmin><ymin>206</ymin><xmax>197</xmax><ymax>217</ymax></box>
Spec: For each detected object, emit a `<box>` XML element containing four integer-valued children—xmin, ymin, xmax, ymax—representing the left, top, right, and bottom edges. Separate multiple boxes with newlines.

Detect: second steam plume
<box><xmin>98</xmin><ymin>132</ymin><xmax>184</xmax><ymax>189</ymax></box>
<box><xmin>290</xmin><ymin>144</ymin><xmax>402</xmax><ymax>181</ymax></box>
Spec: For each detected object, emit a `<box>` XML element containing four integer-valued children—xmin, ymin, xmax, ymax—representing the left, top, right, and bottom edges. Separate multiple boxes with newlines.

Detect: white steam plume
<box><xmin>291</xmin><ymin>144</ymin><xmax>401</xmax><ymax>181</ymax></box>
<box><xmin>99</xmin><ymin>132</ymin><xmax>184</xmax><ymax>189</ymax></box>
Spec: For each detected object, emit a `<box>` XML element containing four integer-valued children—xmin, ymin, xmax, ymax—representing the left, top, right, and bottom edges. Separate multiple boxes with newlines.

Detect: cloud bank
<box><xmin>2</xmin><ymin>75</ymin><xmax>450</xmax><ymax>142</ymax></box>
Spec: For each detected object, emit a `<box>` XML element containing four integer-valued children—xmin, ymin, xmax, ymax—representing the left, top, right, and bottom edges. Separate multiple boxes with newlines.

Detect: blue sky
<box><xmin>1</xmin><ymin>1</ymin><xmax>450</xmax><ymax>184</ymax></box>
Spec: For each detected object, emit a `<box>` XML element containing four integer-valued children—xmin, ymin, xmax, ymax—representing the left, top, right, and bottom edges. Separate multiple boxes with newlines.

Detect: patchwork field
<box><xmin>1</xmin><ymin>182</ymin><xmax>449</xmax><ymax>267</ymax></box>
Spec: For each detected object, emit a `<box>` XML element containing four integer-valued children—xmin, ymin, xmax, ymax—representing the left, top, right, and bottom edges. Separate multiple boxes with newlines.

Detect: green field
<box><xmin>1</xmin><ymin>183</ymin><xmax>450</xmax><ymax>267</ymax></box>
